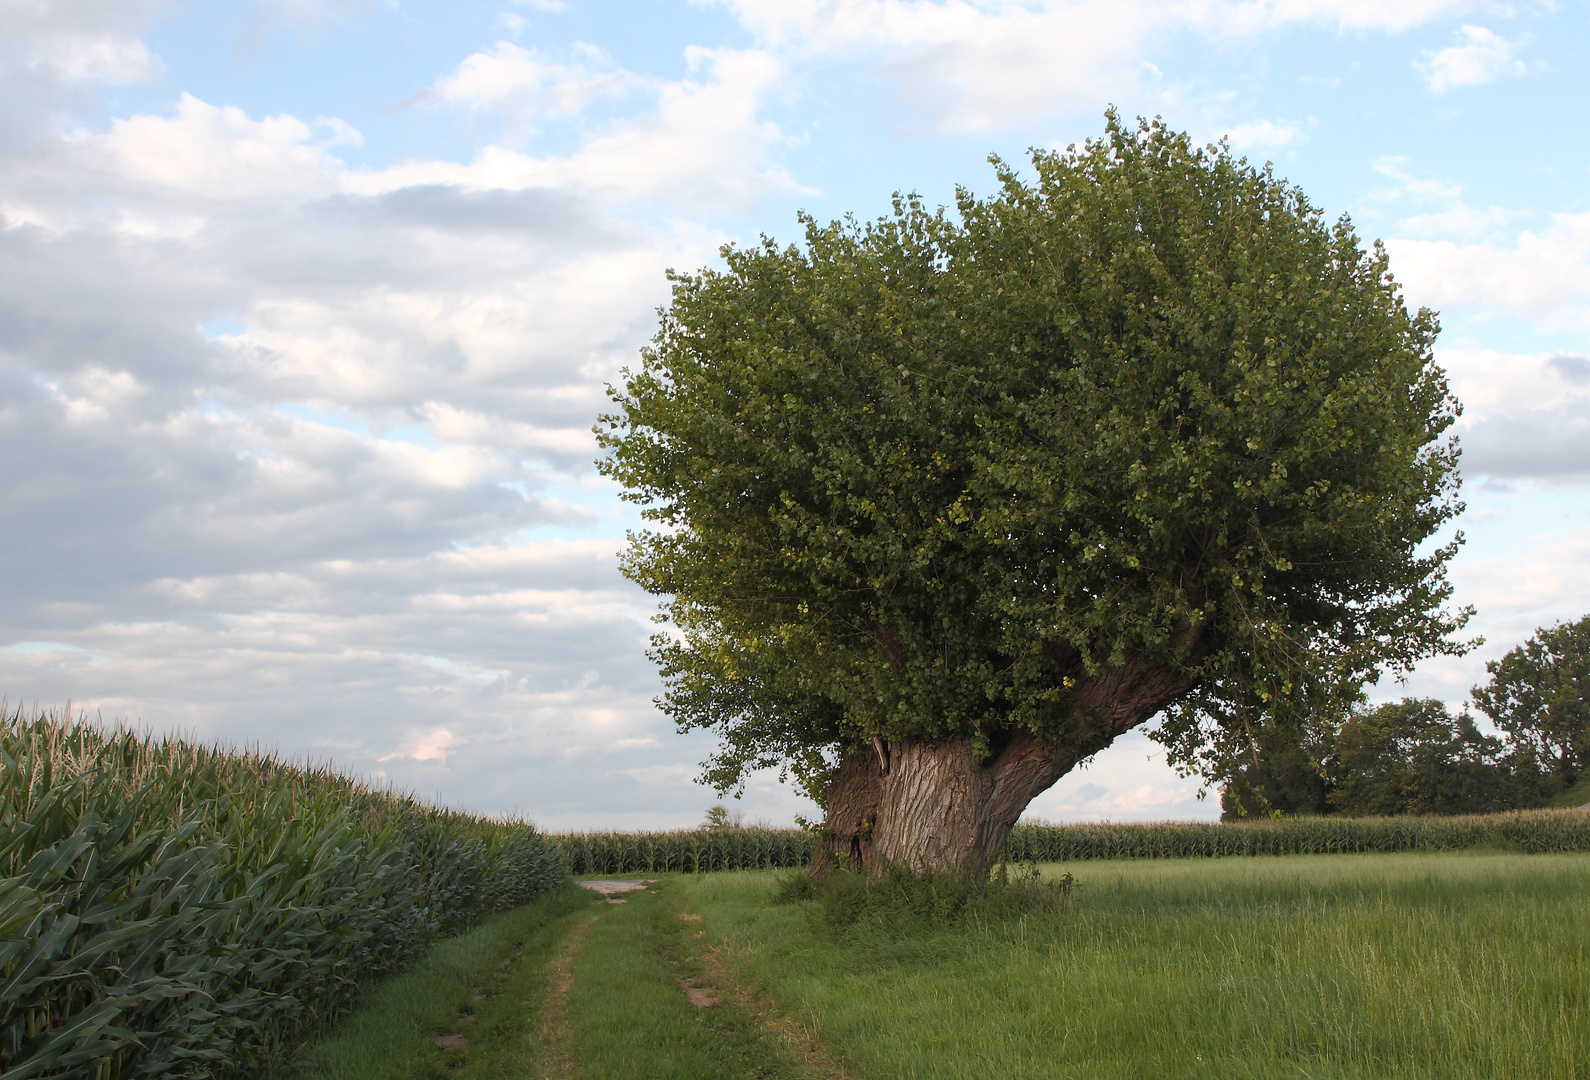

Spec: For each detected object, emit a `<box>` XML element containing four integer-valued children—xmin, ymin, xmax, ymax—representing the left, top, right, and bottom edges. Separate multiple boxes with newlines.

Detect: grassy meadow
<box><xmin>685</xmin><ymin>853</ymin><xmax>1590</xmax><ymax>1079</ymax></box>
<box><xmin>290</xmin><ymin>850</ymin><xmax>1590</xmax><ymax>1080</ymax></box>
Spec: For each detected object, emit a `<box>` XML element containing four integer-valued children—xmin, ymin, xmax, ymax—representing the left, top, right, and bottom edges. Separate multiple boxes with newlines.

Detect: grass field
<box><xmin>289</xmin><ymin>850</ymin><xmax>1590</xmax><ymax>1080</ymax></box>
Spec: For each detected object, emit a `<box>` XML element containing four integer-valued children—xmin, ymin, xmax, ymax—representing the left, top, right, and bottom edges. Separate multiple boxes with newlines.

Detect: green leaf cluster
<box><xmin>598</xmin><ymin>113</ymin><xmax>1470</xmax><ymax>795</ymax></box>
<box><xmin>1221</xmin><ymin>697</ymin><xmax>1523</xmax><ymax>820</ymax></box>
<box><xmin>1471</xmin><ymin>613</ymin><xmax>1590</xmax><ymax>789</ymax></box>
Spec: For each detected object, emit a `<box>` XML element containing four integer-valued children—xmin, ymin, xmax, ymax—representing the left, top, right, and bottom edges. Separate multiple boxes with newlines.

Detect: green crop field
<box><xmin>549</xmin><ymin>808</ymin><xmax>1590</xmax><ymax>877</ymax></box>
<box><xmin>0</xmin><ymin>705</ymin><xmax>567</xmax><ymax>1079</ymax></box>
<box><xmin>290</xmin><ymin>850</ymin><xmax>1590</xmax><ymax>1080</ymax></box>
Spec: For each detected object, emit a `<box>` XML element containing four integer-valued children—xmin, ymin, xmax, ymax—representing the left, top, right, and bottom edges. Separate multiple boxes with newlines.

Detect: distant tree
<box><xmin>1220</xmin><ymin>716</ymin><xmax>1336</xmax><ymax>819</ymax></box>
<box><xmin>601</xmin><ymin>114</ymin><xmax>1471</xmax><ymax>876</ymax></box>
<box><xmin>1470</xmin><ymin>614</ymin><xmax>1590</xmax><ymax>795</ymax></box>
<box><xmin>1328</xmin><ymin>698</ymin><xmax>1514</xmax><ymax>816</ymax></box>
<box><xmin>701</xmin><ymin>804</ymin><xmax>742</xmax><ymax>830</ymax></box>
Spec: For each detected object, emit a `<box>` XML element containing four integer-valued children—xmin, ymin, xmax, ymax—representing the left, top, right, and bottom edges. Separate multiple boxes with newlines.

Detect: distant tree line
<box><xmin>1222</xmin><ymin>614</ymin><xmax>1590</xmax><ymax>819</ymax></box>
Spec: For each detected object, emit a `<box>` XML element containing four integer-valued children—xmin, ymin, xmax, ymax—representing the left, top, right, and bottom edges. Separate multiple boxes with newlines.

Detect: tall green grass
<box><xmin>684</xmin><ymin>853</ymin><xmax>1590</xmax><ymax>1079</ymax></box>
<box><xmin>287</xmin><ymin>887</ymin><xmax>591</xmax><ymax>1080</ymax></box>
<box><xmin>551</xmin><ymin>808</ymin><xmax>1590</xmax><ymax>875</ymax></box>
<box><xmin>0</xmin><ymin>704</ymin><xmax>566</xmax><ymax>1079</ymax></box>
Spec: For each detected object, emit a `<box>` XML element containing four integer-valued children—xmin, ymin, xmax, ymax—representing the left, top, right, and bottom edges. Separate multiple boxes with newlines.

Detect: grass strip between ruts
<box><xmin>285</xmin><ymin>878</ymin><xmax>822</xmax><ymax>1080</ymax></box>
<box><xmin>285</xmin><ymin>887</ymin><xmax>591</xmax><ymax>1080</ymax></box>
<box><xmin>566</xmin><ymin>882</ymin><xmax>808</xmax><ymax>1080</ymax></box>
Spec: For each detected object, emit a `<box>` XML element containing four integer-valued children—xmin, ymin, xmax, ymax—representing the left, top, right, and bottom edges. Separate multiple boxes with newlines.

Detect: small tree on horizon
<box><xmin>1471</xmin><ymin>613</ymin><xmax>1590</xmax><ymax>796</ymax></box>
<box><xmin>701</xmin><ymin>804</ymin><xmax>742</xmax><ymax>830</ymax></box>
<box><xmin>599</xmin><ymin>114</ymin><xmax>1472</xmax><ymax>877</ymax></box>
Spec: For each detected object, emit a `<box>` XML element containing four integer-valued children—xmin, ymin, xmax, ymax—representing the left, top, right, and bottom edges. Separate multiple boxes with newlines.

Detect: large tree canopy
<box><xmin>598</xmin><ymin>115</ymin><xmax>1471</xmax><ymax>874</ymax></box>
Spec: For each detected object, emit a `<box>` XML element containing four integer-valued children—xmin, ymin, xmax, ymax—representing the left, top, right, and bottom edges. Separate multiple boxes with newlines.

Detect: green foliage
<box><xmin>551</xmin><ymin>829</ymin><xmax>815</xmax><ymax>875</ymax></box>
<box><xmin>1549</xmin><ymin>772</ymin><xmax>1590</xmax><ymax>809</ymax></box>
<box><xmin>1330</xmin><ymin>698</ymin><xmax>1516</xmax><ymax>815</ymax></box>
<box><xmin>698</xmin><ymin>805</ymin><xmax>740</xmax><ymax>830</ymax></box>
<box><xmin>1218</xmin><ymin>710</ymin><xmax>1338</xmax><ymax>818</ymax></box>
<box><xmin>0</xmin><ymin>705</ymin><xmax>566</xmax><ymax>1079</ymax></box>
<box><xmin>1471</xmin><ymin>613</ymin><xmax>1590</xmax><ymax>790</ymax></box>
<box><xmin>1223</xmin><ymin>697</ymin><xmax>1521</xmax><ymax>819</ymax></box>
<box><xmin>597</xmin><ymin>111</ymin><xmax>1469</xmax><ymax>797</ymax></box>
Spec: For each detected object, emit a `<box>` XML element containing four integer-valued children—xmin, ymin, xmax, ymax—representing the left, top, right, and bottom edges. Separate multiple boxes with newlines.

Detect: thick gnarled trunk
<box><xmin>814</xmin><ymin>651</ymin><xmax>1198</xmax><ymax>877</ymax></box>
<box><xmin>813</xmin><ymin>734</ymin><xmax>1072</xmax><ymax>877</ymax></box>
<box><xmin>810</xmin><ymin>749</ymin><xmax>884</xmax><ymax>875</ymax></box>
<box><xmin>875</xmin><ymin>735</ymin><xmax>1078</xmax><ymax>873</ymax></box>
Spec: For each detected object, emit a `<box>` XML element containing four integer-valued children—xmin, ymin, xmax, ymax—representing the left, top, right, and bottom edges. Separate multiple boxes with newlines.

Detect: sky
<box><xmin>2</xmin><ymin>0</ymin><xmax>1588</xmax><ymax>830</ymax></box>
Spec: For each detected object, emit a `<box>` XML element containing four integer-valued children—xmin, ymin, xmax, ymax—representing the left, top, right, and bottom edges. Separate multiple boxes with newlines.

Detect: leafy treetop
<box><xmin>598</xmin><ymin>113</ymin><xmax>1471</xmax><ymax>798</ymax></box>
<box><xmin>1472</xmin><ymin>613</ymin><xmax>1590</xmax><ymax>788</ymax></box>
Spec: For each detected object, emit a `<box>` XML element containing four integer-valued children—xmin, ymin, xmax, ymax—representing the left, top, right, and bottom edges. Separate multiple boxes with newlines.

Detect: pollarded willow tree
<box><xmin>597</xmin><ymin>114</ymin><xmax>1472</xmax><ymax>876</ymax></box>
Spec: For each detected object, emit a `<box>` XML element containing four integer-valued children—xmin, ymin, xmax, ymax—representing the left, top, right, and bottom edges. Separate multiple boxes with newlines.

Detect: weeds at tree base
<box><xmin>775</xmin><ymin>861</ymin><xmax>1076</xmax><ymax>930</ymax></box>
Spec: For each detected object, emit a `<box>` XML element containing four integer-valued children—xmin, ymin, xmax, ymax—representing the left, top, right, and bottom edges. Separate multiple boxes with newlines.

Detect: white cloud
<box><xmin>67</xmin><ymin>93</ymin><xmax>347</xmax><ymax>202</ymax></box>
<box><xmin>352</xmin><ymin>47</ymin><xmax>801</xmax><ymax>211</ymax></box>
<box><xmin>1386</xmin><ymin>213</ymin><xmax>1590</xmax><ymax>329</ymax></box>
<box><xmin>422</xmin><ymin>402</ymin><xmax>598</xmax><ymax>457</ymax></box>
<box><xmin>1223</xmin><ymin>118</ymin><xmax>1301</xmax><ymax>150</ymax></box>
<box><xmin>28</xmin><ymin>34</ymin><xmax>157</xmax><ymax>83</ymax></box>
<box><xmin>1211</xmin><ymin>0</ymin><xmax>1470</xmax><ymax>33</ymax></box>
<box><xmin>0</xmin><ymin>0</ymin><xmax>167</xmax><ymax>84</ymax></box>
<box><xmin>0</xmin><ymin>530</ymin><xmax>690</xmax><ymax>814</ymax></box>
<box><xmin>721</xmin><ymin>0</ymin><xmax>1155</xmax><ymax>132</ymax></box>
<box><xmin>1419</xmin><ymin>24</ymin><xmax>1526</xmax><ymax>93</ymax></box>
<box><xmin>1437</xmin><ymin>348</ymin><xmax>1590</xmax><ymax>479</ymax></box>
<box><xmin>716</xmin><ymin>0</ymin><xmax>1473</xmax><ymax>133</ymax></box>
<box><xmin>0</xmin><ymin>24</ymin><xmax>800</xmax><ymax>822</ymax></box>
<box><xmin>554</xmin><ymin>46</ymin><xmax>804</xmax><ymax>210</ymax></box>
<box><xmin>1371</xmin><ymin>156</ymin><xmax>1465</xmax><ymax>205</ymax></box>
<box><xmin>1456</xmin><ymin>530</ymin><xmax>1590</xmax><ymax>630</ymax></box>
<box><xmin>431</xmin><ymin>41</ymin><xmax>641</xmax><ymax>117</ymax></box>
<box><xmin>1375</xmin><ymin>515</ymin><xmax>1590</xmax><ymax>717</ymax></box>
<box><xmin>1367</xmin><ymin>157</ymin><xmax>1516</xmax><ymax>240</ymax></box>
<box><xmin>380</xmin><ymin>728</ymin><xmax>458</xmax><ymax>762</ymax></box>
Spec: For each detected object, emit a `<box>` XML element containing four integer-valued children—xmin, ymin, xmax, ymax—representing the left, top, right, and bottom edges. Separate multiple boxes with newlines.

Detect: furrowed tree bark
<box><xmin>810</xmin><ymin>747</ymin><xmax>883</xmax><ymax>877</ymax></box>
<box><xmin>814</xmin><ymin>653</ymin><xmax>1197</xmax><ymax>877</ymax></box>
<box><xmin>870</xmin><ymin>733</ymin><xmax>1077</xmax><ymax>875</ymax></box>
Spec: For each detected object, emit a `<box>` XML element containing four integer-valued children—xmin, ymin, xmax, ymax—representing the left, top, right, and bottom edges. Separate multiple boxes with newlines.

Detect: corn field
<box><xmin>552</xmin><ymin>808</ymin><xmax>1590</xmax><ymax>876</ymax></box>
<box><xmin>0</xmin><ymin>705</ymin><xmax>566</xmax><ymax>1080</ymax></box>
<box><xmin>1001</xmin><ymin>810</ymin><xmax>1590</xmax><ymax>862</ymax></box>
<box><xmin>553</xmin><ymin>828</ymin><xmax>816</xmax><ymax>875</ymax></box>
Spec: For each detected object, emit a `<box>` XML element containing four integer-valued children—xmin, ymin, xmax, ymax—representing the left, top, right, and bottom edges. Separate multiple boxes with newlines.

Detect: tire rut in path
<box><xmin>686</xmin><ymin>915</ymin><xmax>856</xmax><ymax>1080</ymax></box>
<box><xmin>538</xmin><ymin>913</ymin><xmax>601</xmax><ymax>1077</ymax></box>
